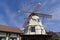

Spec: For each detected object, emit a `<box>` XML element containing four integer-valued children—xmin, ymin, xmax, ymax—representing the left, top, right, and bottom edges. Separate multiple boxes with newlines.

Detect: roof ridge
<box><xmin>0</xmin><ymin>25</ymin><xmax>21</xmax><ymax>33</ymax></box>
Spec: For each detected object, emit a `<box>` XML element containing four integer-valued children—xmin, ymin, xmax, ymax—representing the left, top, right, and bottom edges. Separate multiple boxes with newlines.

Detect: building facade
<box><xmin>0</xmin><ymin>25</ymin><xmax>21</xmax><ymax>40</ymax></box>
<box><xmin>0</xmin><ymin>25</ymin><xmax>60</xmax><ymax>40</ymax></box>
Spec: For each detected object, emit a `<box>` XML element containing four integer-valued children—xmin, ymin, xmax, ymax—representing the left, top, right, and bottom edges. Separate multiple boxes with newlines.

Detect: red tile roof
<box><xmin>0</xmin><ymin>25</ymin><xmax>21</xmax><ymax>33</ymax></box>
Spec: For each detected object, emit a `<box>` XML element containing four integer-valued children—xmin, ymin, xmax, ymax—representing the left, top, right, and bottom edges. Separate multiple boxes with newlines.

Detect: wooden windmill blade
<box><xmin>20</xmin><ymin>10</ymin><xmax>32</xmax><ymax>13</ymax></box>
<box><xmin>23</xmin><ymin>16</ymin><xmax>31</xmax><ymax>28</ymax></box>
<box><xmin>36</xmin><ymin>13</ymin><xmax>52</xmax><ymax>18</ymax></box>
<box><xmin>33</xmin><ymin>3</ymin><xmax>41</xmax><ymax>13</ymax></box>
<box><xmin>20</xmin><ymin>3</ymin><xmax>41</xmax><ymax>13</ymax></box>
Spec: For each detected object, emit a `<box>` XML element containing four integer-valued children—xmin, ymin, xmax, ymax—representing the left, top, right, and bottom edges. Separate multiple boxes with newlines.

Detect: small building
<box><xmin>0</xmin><ymin>25</ymin><xmax>21</xmax><ymax>40</ymax></box>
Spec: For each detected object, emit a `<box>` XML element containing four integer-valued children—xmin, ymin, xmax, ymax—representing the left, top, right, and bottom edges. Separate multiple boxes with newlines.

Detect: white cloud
<box><xmin>44</xmin><ymin>4</ymin><xmax>60</xmax><ymax>32</ymax></box>
<box><xmin>50</xmin><ymin>5</ymin><xmax>60</xmax><ymax>20</ymax></box>
<box><xmin>51</xmin><ymin>0</ymin><xmax>57</xmax><ymax>3</ymax></box>
<box><xmin>0</xmin><ymin>2</ymin><xmax>21</xmax><ymax>27</ymax></box>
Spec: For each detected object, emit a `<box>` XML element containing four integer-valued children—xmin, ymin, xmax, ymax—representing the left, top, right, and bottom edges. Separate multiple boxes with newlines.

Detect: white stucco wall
<box><xmin>24</xmin><ymin>15</ymin><xmax>46</xmax><ymax>35</ymax></box>
<box><xmin>0</xmin><ymin>32</ymin><xmax>20</xmax><ymax>40</ymax></box>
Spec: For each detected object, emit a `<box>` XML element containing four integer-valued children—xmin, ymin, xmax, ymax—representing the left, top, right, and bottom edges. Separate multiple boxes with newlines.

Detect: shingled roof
<box><xmin>0</xmin><ymin>25</ymin><xmax>21</xmax><ymax>33</ymax></box>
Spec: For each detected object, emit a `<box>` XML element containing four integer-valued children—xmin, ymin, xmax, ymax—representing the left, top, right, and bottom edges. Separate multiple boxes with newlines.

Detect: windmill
<box><xmin>20</xmin><ymin>3</ymin><xmax>52</xmax><ymax>35</ymax></box>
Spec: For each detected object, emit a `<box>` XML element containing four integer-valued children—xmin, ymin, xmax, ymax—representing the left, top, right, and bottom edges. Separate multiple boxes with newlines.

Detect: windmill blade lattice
<box><xmin>37</xmin><ymin>13</ymin><xmax>52</xmax><ymax>18</ymax></box>
<box><xmin>33</xmin><ymin>3</ymin><xmax>41</xmax><ymax>13</ymax></box>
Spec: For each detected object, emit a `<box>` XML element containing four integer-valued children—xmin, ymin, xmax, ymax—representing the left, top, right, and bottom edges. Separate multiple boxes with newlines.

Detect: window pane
<box><xmin>10</xmin><ymin>38</ymin><xmax>17</xmax><ymax>40</ymax></box>
<box><xmin>31</xmin><ymin>27</ymin><xmax>35</xmax><ymax>32</ymax></box>
<box><xmin>2</xmin><ymin>38</ymin><xmax>5</xmax><ymax>40</ymax></box>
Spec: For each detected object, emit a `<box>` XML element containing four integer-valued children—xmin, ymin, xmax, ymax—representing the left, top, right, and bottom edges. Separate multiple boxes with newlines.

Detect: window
<box><xmin>31</xmin><ymin>27</ymin><xmax>35</xmax><ymax>32</ymax></box>
<box><xmin>0</xmin><ymin>37</ymin><xmax>6</xmax><ymax>40</ymax></box>
<box><xmin>10</xmin><ymin>38</ymin><xmax>17</xmax><ymax>40</ymax></box>
<box><xmin>38</xmin><ymin>19</ymin><xmax>40</xmax><ymax>22</ymax></box>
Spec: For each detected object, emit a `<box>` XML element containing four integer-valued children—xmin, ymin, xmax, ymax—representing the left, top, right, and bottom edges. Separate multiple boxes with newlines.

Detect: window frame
<box><xmin>31</xmin><ymin>26</ymin><xmax>35</xmax><ymax>32</ymax></box>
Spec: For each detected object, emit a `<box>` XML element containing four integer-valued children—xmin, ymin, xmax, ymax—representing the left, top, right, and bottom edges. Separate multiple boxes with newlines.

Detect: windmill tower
<box><xmin>21</xmin><ymin>3</ymin><xmax>52</xmax><ymax>35</ymax></box>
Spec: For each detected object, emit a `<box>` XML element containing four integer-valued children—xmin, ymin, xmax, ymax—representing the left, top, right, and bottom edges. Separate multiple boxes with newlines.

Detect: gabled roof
<box><xmin>0</xmin><ymin>25</ymin><xmax>21</xmax><ymax>33</ymax></box>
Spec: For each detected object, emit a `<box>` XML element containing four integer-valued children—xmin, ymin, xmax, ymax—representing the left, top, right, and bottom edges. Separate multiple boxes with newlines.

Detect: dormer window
<box><xmin>31</xmin><ymin>27</ymin><xmax>35</xmax><ymax>32</ymax></box>
<box><xmin>32</xmin><ymin>18</ymin><xmax>36</xmax><ymax>21</ymax></box>
<box><xmin>32</xmin><ymin>18</ymin><xmax>39</xmax><ymax>22</ymax></box>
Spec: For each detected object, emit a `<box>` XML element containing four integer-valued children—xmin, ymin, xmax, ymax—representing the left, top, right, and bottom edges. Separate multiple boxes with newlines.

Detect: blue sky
<box><xmin>0</xmin><ymin>0</ymin><xmax>60</xmax><ymax>32</ymax></box>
